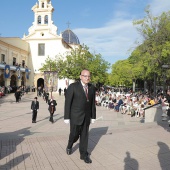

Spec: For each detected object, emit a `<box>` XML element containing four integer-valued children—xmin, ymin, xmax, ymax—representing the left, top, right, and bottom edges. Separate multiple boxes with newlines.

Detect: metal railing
<box><xmin>143</xmin><ymin>102</ymin><xmax>161</xmax><ymax>110</ymax></box>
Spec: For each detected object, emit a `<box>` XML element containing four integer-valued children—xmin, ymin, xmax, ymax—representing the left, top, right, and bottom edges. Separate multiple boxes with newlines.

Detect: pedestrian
<box><xmin>59</xmin><ymin>88</ymin><xmax>62</xmax><ymax>96</ymax></box>
<box><xmin>38</xmin><ymin>86</ymin><xmax>41</xmax><ymax>96</ymax></box>
<box><xmin>64</xmin><ymin>69</ymin><xmax>96</xmax><ymax>164</ymax></box>
<box><xmin>31</xmin><ymin>97</ymin><xmax>39</xmax><ymax>123</ymax></box>
<box><xmin>48</xmin><ymin>96</ymin><xmax>57</xmax><ymax>123</ymax></box>
<box><xmin>14</xmin><ymin>89</ymin><xmax>20</xmax><ymax>103</ymax></box>
<box><xmin>45</xmin><ymin>92</ymin><xmax>49</xmax><ymax>103</ymax></box>
<box><xmin>64</xmin><ymin>87</ymin><xmax>67</xmax><ymax>96</ymax></box>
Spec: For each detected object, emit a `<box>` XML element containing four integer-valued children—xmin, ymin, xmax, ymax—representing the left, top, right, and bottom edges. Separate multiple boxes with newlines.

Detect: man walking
<box><xmin>64</xmin><ymin>69</ymin><xmax>96</xmax><ymax>164</ymax></box>
<box><xmin>59</xmin><ymin>88</ymin><xmax>62</xmax><ymax>96</ymax></box>
<box><xmin>14</xmin><ymin>89</ymin><xmax>20</xmax><ymax>103</ymax></box>
<box><xmin>48</xmin><ymin>96</ymin><xmax>57</xmax><ymax>123</ymax></box>
<box><xmin>31</xmin><ymin>97</ymin><xmax>39</xmax><ymax>123</ymax></box>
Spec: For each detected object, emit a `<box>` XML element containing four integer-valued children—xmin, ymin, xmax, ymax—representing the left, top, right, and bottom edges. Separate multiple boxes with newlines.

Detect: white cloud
<box><xmin>73</xmin><ymin>0</ymin><xmax>170</xmax><ymax>66</ymax></box>
<box><xmin>74</xmin><ymin>18</ymin><xmax>138</xmax><ymax>65</ymax></box>
<box><xmin>150</xmin><ymin>0</ymin><xmax>170</xmax><ymax>16</ymax></box>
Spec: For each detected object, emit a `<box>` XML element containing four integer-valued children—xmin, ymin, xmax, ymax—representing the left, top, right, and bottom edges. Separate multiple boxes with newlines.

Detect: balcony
<box><xmin>0</xmin><ymin>63</ymin><xmax>31</xmax><ymax>72</ymax></box>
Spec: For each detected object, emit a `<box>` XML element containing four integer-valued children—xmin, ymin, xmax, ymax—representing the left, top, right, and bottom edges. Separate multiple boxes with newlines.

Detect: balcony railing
<box><xmin>0</xmin><ymin>63</ymin><xmax>31</xmax><ymax>72</ymax></box>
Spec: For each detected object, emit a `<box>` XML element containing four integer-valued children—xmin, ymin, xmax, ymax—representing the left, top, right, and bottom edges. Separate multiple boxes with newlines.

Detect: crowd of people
<box><xmin>95</xmin><ymin>87</ymin><xmax>170</xmax><ymax>120</ymax></box>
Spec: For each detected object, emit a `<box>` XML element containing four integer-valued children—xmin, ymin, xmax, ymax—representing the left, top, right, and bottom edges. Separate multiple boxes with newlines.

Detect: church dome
<box><xmin>62</xmin><ymin>29</ymin><xmax>80</xmax><ymax>45</ymax></box>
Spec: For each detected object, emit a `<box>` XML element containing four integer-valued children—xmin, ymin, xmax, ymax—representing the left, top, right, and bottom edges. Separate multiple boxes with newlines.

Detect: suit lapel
<box><xmin>78</xmin><ymin>82</ymin><xmax>87</xmax><ymax>100</ymax></box>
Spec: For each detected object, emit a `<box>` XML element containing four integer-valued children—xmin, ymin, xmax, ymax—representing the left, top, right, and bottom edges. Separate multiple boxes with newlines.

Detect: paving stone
<box><xmin>1</xmin><ymin>92</ymin><xmax>170</xmax><ymax>169</ymax></box>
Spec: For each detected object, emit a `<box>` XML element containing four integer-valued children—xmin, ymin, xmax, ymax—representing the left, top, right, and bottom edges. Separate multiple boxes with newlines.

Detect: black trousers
<box><xmin>67</xmin><ymin>119</ymin><xmax>89</xmax><ymax>157</ymax></box>
<box><xmin>49</xmin><ymin>106</ymin><xmax>55</xmax><ymax>123</ymax></box>
<box><xmin>32</xmin><ymin>110</ymin><xmax>37</xmax><ymax>121</ymax></box>
<box><xmin>49</xmin><ymin>112</ymin><xmax>54</xmax><ymax>122</ymax></box>
<box><xmin>16</xmin><ymin>97</ymin><xmax>19</xmax><ymax>102</ymax></box>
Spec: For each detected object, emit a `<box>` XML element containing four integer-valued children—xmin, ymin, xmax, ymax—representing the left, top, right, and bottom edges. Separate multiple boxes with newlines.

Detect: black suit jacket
<box><xmin>64</xmin><ymin>81</ymin><xmax>96</xmax><ymax>125</ymax></box>
<box><xmin>31</xmin><ymin>101</ymin><xmax>39</xmax><ymax>111</ymax></box>
<box><xmin>48</xmin><ymin>99</ymin><xmax>57</xmax><ymax>112</ymax></box>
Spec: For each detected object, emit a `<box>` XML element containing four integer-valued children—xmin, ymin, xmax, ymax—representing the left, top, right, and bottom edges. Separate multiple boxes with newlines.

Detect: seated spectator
<box><xmin>148</xmin><ymin>96</ymin><xmax>155</xmax><ymax>105</ymax></box>
<box><xmin>95</xmin><ymin>93</ymin><xmax>101</xmax><ymax>106</ymax></box>
<box><xmin>114</xmin><ymin>96</ymin><xmax>123</xmax><ymax>112</ymax></box>
<box><xmin>108</xmin><ymin>97</ymin><xmax>116</xmax><ymax>110</ymax></box>
<box><xmin>138</xmin><ymin>104</ymin><xmax>145</xmax><ymax>118</ymax></box>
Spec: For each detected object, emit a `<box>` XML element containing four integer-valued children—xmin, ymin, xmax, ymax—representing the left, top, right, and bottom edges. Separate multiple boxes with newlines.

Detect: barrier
<box><xmin>144</xmin><ymin>104</ymin><xmax>162</xmax><ymax>123</ymax></box>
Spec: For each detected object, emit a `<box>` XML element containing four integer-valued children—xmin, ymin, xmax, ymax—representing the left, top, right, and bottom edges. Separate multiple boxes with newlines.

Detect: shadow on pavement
<box><xmin>89</xmin><ymin>127</ymin><xmax>108</xmax><ymax>153</ymax></box>
<box><xmin>157</xmin><ymin>121</ymin><xmax>170</xmax><ymax>132</ymax></box>
<box><xmin>53</xmin><ymin>115</ymin><xmax>64</xmax><ymax>123</ymax></box>
<box><xmin>124</xmin><ymin>151</ymin><xmax>139</xmax><ymax>170</ymax></box>
<box><xmin>0</xmin><ymin>127</ymin><xmax>35</xmax><ymax>169</ymax></box>
<box><xmin>69</xmin><ymin>127</ymin><xmax>109</xmax><ymax>155</ymax></box>
<box><xmin>157</xmin><ymin>141</ymin><xmax>170</xmax><ymax>169</ymax></box>
<box><xmin>0</xmin><ymin>154</ymin><xmax>30</xmax><ymax>169</ymax></box>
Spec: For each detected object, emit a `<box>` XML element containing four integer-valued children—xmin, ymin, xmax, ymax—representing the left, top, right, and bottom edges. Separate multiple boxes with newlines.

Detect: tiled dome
<box><xmin>62</xmin><ymin>29</ymin><xmax>80</xmax><ymax>45</ymax></box>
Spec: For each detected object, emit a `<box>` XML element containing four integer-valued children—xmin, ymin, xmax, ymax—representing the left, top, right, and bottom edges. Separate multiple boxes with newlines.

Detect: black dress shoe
<box><xmin>80</xmin><ymin>155</ymin><xmax>92</xmax><ymax>163</ymax></box>
<box><xmin>66</xmin><ymin>148</ymin><xmax>72</xmax><ymax>155</ymax></box>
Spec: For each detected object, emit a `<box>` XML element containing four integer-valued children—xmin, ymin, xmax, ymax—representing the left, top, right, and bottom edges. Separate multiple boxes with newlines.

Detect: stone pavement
<box><xmin>0</xmin><ymin>92</ymin><xmax>170</xmax><ymax>170</ymax></box>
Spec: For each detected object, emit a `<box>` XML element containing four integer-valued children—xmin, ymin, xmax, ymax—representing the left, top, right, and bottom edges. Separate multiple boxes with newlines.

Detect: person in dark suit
<box><xmin>64</xmin><ymin>69</ymin><xmax>96</xmax><ymax>164</ymax></box>
<box><xmin>48</xmin><ymin>96</ymin><xmax>57</xmax><ymax>123</ymax></box>
<box><xmin>45</xmin><ymin>92</ymin><xmax>49</xmax><ymax>103</ymax></box>
<box><xmin>14</xmin><ymin>89</ymin><xmax>20</xmax><ymax>103</ymax></box>
<box><xmin>58</xmin><ymin>88</ymin><xmax>62</xmax><ymax>96</ymax></box>
<box><xmin>31</xmin><ymin>97</ymin><xmax>39</xmax><ymax>123</ymax></box>
<box><xmin>64</xmin><ymin>87</ymin><xmax>67</xmax><ymax>96</ymax></box>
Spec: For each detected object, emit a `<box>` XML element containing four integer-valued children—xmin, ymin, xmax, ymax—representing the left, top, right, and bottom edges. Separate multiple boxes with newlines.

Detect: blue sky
<box><xmin>0</xmin><ymin>0</ymin><xmax>170</xmax><ymax>68</ymax></box>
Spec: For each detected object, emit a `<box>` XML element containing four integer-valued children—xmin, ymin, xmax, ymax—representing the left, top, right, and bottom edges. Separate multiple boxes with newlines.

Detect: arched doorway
<box><xmin>10</xmin><ymin>75</ymin><xmax>17</xmax><ymax>92</ymax></box>
<box><xmin>37</xmin><ymin>78</ymin><xmax>44</xmax><ymax>89</ymax></box>
<box><xmin>10</xmin><ymin>75</ymin><xmax>17</xmax><ymax>87</ymax></box>
<box><xmin>0</xmin><ymin>74</ymin><xmax>5</xmax><ymax>86</ymax></box>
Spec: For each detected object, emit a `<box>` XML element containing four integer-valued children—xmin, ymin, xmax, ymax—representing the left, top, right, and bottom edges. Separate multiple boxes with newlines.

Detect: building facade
<box><xmin>0</xmin><ymin>0</ymin><xmax>80</xmax><ymax>92</ymax></box>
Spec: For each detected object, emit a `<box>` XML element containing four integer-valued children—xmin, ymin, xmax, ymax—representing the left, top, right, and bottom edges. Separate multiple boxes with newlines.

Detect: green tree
<box><xmin>133</xmin><ymin>7</ymin><xmax>170</xmax><ymax>77</ymax></box>
<box><xmin>39</xmin><ymin>56</ymin><xmax>57</xmax><ymax>72</ymax></box>
<box><xmin>56</xmin><ymin>45</ymin><xmax>110</xmax><ymax>84</ymax></box>
<box><xmin>110</xmin><ymin>60</ymin><xmax>133</xmax><ymax>87</ymax></box>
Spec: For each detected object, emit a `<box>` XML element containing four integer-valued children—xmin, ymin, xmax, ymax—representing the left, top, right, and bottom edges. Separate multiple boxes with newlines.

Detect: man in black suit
<box><xmin>31</xmin><ymin>97</ymin><xmax>39</xmax><ymax>123</ymax></box>
<box><xmin>64</xmin><ymin>69</ymin><xmax>96</xmax><ymax>164</ymax></box>
<box><xmin>14</xmin><ymin>89</ymin><xmax>21</xmax><ymax>103</ymax></box>
<box><xmin>48</xmin><ymin>96</ymin><xmax>57</xmax><ymax>123</ymax></box>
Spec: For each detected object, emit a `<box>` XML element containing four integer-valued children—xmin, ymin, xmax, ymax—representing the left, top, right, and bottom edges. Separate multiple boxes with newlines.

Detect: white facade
<box><xmin>0</xmin><ymin>0</ymin><xmax>77</xmax><ymax>92</ymax></box>
<box><xmin>23</xmin><ymin>0</ymin><xmax>74</xmax><ymax>91</ymax></box>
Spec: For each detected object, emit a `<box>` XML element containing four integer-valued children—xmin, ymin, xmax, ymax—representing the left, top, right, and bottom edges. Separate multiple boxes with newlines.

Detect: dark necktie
<box><xmin>84</xmin><ymin>86</ymin><xmax>89</xmax><ymax>101</ymax></box>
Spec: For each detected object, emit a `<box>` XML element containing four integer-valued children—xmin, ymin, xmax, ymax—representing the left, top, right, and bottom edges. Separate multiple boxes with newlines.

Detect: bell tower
<box><xmin>23</xmin><ymin>0</ymin><xmax>58</xmax><ymax>38</ymax></box>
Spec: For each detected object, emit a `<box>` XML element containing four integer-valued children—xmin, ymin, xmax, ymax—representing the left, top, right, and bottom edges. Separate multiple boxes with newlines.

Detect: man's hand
<box><xmin>91</xmin><ymin>119</ymin><xmax>95</xmax><ymax>124</ymax></box>
<box><xmin>64</xmin><ymin>119</ymin><xmax>70</xmax><ymax>124</ymax></box>
<box><xmin>37</xmin><ymin>109</ymin><xmax>39</xmax><ymax>112</ymax></box>
<box><xmin>31</xmin><ymin>110</ymin><xmax>33</xmax><ymax>112</ymax></box>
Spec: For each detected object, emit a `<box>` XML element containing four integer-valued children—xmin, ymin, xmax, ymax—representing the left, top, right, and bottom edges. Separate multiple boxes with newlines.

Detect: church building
<box><xmin>0</xmin><ymin>0</ymin><xmax>80</xmax><ymax>92</ymax></box>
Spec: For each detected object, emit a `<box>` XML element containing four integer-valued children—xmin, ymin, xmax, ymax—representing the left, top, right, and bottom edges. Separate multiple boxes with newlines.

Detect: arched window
<box><xmin>44</xmin><ymin>15</ymin><xmax>48</xmax><ymax>24</ymax></box>
<box><xmin>42</xmin><ymin>3</ymin><xmax>44</xmax><ymax>8</ymax></box>
<box><xmin>38</xmin><ymin>15</ymin><xmax>41</xmax><ymax>24</ymax></box>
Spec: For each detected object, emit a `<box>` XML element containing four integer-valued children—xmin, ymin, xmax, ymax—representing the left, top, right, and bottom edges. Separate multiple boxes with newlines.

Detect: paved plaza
<box><xmin>0</xmin><ymin>92</ymin><xmax>170</xmax><ymax>170</ymax></box>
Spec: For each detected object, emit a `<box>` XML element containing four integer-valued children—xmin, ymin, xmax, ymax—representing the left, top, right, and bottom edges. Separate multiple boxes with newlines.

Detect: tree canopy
<box><xmin>39</xmin><ymin>45</ymin><xmax>110</xmax><ymax>85</ymax></box>
<box><xmin>109</xmin><ymin>7</ymin><xmax>170</xmax><ymax>89</ymax></box>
